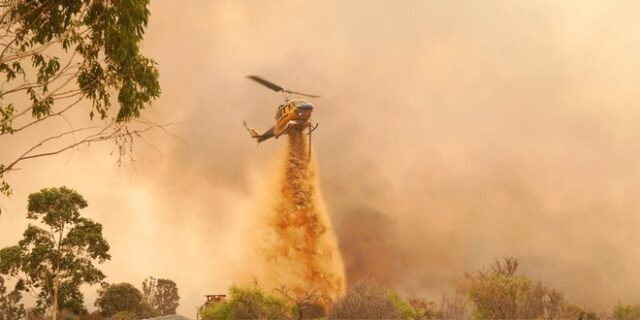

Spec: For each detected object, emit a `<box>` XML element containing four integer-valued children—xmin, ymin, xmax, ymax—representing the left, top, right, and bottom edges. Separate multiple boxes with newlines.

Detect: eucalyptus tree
<box><xmin>0</xmin><ymin>186</ymin><xmax>110</xmax><ymax>320</ymax></box>
<box><xmin>95</xmin><ymin>283</ymin><xmax>157</xmax><ymax>319</ymax></box>
<box><xmin>142</xmin><ymin>277</ymin><xmax>179</xmax><ymax>316</ymax></box>
<box><xmin>0</xmin><ymin>0</ymin><xmax>162</xmax><ymax>200</ymax></box>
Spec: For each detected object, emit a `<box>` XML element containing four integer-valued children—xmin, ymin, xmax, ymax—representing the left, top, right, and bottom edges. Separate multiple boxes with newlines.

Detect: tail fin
<box><xmin>248</xmin><ymin>127</ymin><xmax>261</xmax><ymax>138</ymax></box>
<box><xmin>243</xmin><ymin>121</ymin><xmax>262</xmax><ymax>141</ymax></box>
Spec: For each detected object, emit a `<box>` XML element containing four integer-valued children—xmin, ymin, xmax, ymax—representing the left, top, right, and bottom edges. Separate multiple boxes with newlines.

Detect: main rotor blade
<box><xmin>284</xmin><ymin>90</ymin><xmax>321</xmax><ymax>98</ymax></box>
<box><xmin>246</xmin><ymin>75</ymin><xmax>284</xmax><ymax>92</ymax></box>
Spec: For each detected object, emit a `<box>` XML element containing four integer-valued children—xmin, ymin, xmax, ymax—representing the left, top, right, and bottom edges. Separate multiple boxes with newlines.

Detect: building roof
<box><xmin>142</xmin><ymin>315</ymin><xmax>193</xmax><ymax>320</ymax></box>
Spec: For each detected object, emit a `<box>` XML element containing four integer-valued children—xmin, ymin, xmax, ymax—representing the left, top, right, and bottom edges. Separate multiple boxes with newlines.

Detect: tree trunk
<box><xmin>52</xmin><ymin>275</ymin><xmax>59</xmax><ymax>320</ymax></box>
<box><xmin>52</xmin><ymin>224</ymin><xmax>63</xmax><ymax>320</ymax></box>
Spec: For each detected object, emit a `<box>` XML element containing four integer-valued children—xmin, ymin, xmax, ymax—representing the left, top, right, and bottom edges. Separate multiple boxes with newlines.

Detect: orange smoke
<box><xmin>241</xmin><ymin>129</ymin><xmax>345</xmax><ymax>302</ymax></box>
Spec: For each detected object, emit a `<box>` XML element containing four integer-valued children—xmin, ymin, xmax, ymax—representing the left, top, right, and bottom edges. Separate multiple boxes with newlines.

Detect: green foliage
<box><xmin>95</xmin><ymin>283</ymin><xmax>157</xmax><ymax>319</ymax></box>
<box><xmin>613</xmin><ymin>303</ymin><xmax>640</xmax><ymax>320</ymax></box>
<box><xmin>0</xmin><ymin>187</ymin><xmax>110</xmax><ymax>318</ymax></box>
<box><xmin>461</xmin><ymin>257</ymin><xmax>585</xmax><ymax>320</ymax></box>
<box><xmin>1</xmin><ymin>0</ymin><xmax>160</xmax><ymax>124</ymax></box>
<box><xmin>389</xmin><ymin>292</ymin><xmax>418</xmax><ymax>320</ymax></box>
<box><xmin>24</xmin><ymin>307</ymin><xmax>46</xmax><ymax>320</ymax></box>
<box><xmin>200</xmin><ymin>284</ymin><xmax>293</xmax><ymax>320</ymax></box>
<box><xmin>111</xmin><ymin>311</ymin><xmax>137</xmax><ymax>320</ymax></box>
<box><xmin>0</xmin><ymin>276</ymin><xmax>25</xmax><ymax>320</ymax></box>
<box><xmin>0</xmin><ymin>0</ymin><xmax>161</xmax><ymax>197</ymax></box>
<box><xmin>142</xmin><ymin>277</ymin><xmax>180</xmax><ymax>316</ymax></box>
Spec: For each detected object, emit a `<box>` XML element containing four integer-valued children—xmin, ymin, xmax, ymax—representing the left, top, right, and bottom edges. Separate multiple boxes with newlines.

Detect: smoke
<box><xmin>239</xmin><ymin>130</ymin><xmax>345</xmax><ymax>302</ymax></box>
<box><xmin>2</xmin><ymin>0</ymin><xmax>640</xmax><ymax>316</ymax></box>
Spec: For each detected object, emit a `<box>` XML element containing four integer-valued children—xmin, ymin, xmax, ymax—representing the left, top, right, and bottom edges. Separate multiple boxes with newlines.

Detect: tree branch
<box><xmin>1</xmin><ymin>51</ymin><xmax>80</xmax><ymax>98</ymax></box>
<box><xmin>1</xmin><ymin>126</ymin><xmax>104</xmax><ymax>174</ymax></box>
<box><xmin>0</xmin><ymin>70</ymin><xmax>94</xmax><ymax>129</ymax></box>
<box><xmin>1</xmin><ymin>95</ymin><xmax>83</xmax><ymax>136</ymax></box>
<box><xmin>1</xmin><ymin>122</ymin><xmax>175</xmax><ymax>174</ymax></box>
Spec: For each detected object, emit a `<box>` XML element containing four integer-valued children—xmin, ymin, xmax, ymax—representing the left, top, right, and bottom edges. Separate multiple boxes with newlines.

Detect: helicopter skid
<box><xmin>275</xmin><ymin>120</ymin><xmax>310</xmax><ymax>138</ymax></box>
<box><xmin>287</xmin><ymin>120</ymin><xmax>313</xmax><ymax>133</ymax></box>
<box><xmin>288</xmin><ymin>120</ymin><xmax>309</xmax><ymax>128</ymax></box>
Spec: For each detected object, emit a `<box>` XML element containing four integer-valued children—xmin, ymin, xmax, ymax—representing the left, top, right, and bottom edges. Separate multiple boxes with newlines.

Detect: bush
<box><xmin>439</xmin><ymin>293</ymin><xmax>469</xmax><ymax>319</ymax></box>
<box><xmin>407</xmin><ymin>298</ymin><xmax>443</xmax><ymax>319</ymax></box>
<box><xmin>296</xmin><ymin>302</ymin><xmax>325</xmax><ymax>319</ymax></box>
<box><xmin>389</xmin><ymin>292</ymin><xmax>419</xmax><ymax>319</ymax></box>
<box><xmin>613</xmin><ymin>303</ymin><xmax>640</xmax><ymax>320</ymax></box>
<box><xmin>111</xmin><ymin>312</ymin><xmax>137</xmax><ymax>320</ymax></box>
<box><xmin>461</xmin><ymin>257</ymin><xmax>588</xmax><ymax>320</ymax></box>
<box><xmin>272</xmin><ymin>285</ymin><xmax>328</xmax><ymax>319</ymax></box>
<box><xmin>78</xmin><ymin>311</ymin><xmax>103</xmax><ymax>320</ymax></box>
<box><xmin>200</xmin><ymin>284</ymin><xmax>293</xmax><ymax>320</ymax></box>
<box><xmin>329</xmin><ymin>277</ymin><xmax>416</xmax><ymax>319</ymax></box>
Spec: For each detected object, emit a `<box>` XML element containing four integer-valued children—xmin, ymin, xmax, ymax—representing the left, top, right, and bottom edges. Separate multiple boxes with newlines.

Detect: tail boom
<box><xmin>243</xmin><ymin>121</ymin><xmax>274</xmax><ymax>143</ymax></box>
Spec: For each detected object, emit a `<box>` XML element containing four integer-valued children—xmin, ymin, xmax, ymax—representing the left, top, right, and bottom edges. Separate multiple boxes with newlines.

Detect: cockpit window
<box><xmin>293</xmin><ymin>101</ymin><xmax>313</xmax><ymax>109</ymax></box>
<box><xmin>293</xmin><ymin>101</ymin><xmax>312</xmax><ymax>107</ymax></box>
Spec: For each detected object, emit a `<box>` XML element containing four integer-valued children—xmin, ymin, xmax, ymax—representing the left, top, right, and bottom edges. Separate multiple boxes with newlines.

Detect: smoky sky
<box><xmin>2</xmin><ymin>0</ymin><xmax>640</xmax><ymax>316</ymax></box>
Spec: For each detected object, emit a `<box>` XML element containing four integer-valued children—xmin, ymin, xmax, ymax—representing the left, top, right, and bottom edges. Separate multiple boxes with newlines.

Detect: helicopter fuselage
<box><xmin>273</xmin><ymin>99</ymin><xmax>314</xmax><ymax>137</ymax></box>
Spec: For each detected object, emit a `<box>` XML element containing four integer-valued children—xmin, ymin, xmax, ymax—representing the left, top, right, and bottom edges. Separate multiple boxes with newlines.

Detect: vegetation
<box><xmin>613</xmin><ymin>303</ymin><xmax>640</xmax><ymax>320</ymax></box>
<box><xmin>110</xmin><ymin>311</ymin><xmax>137</xmax><ymax>320</ymax></box>
<box><xmin>142</xmin><ymin>277</ymin><xmax>180</xmax><ymax>316</ymax></box>
<box><xmin>328</xmin><ymin>277</ymin><xmax>416</xmax><ymax>320</ymax></box>
<box><xmin>0</xmin><ymin>187</ymin><xmax>110</xmax><ymax>320</ymax></box>
<box><xmin>0</xmin><ymin>276</ymin><xmax>25</xmax><ymax>320</ymax></box>
<box><xmin>94</xmin><ymin>283</ymin><xmax>156</xmax><ymax>319</ymax></box>
<box><xmin>407</xmin><ymin>298</ymin><xmax>442</xmax><ymax>319</ymax></box>
<box><xmin>200</xmin><ymin>284</ymin><xmax>293</xmax><ymax>320</ymax></box>
<box><xmin>0</xmin><ymin>0</ymin><xmax>162</xmax><ymax>200</ymax></box>
<box><xmin>439</xmin><ymin>294</ymin><xmax>469</xmax><ymax>320</ymax></box>
<box><xmin>459</xmin><ymin>257</ymin><xmax>587</xmax><ymax>320</ymax></box>
<box><xmin>272</xmin><ymin>285</ymin><xmax>327</xmax><ymax>320</ymax></box>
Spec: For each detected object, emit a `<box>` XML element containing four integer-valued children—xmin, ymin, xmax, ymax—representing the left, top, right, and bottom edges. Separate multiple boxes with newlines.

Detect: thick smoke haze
<box><xmin>2</xmin><ymin>0</ymin><xmax>640</xmax><ymax>316</ymax></box>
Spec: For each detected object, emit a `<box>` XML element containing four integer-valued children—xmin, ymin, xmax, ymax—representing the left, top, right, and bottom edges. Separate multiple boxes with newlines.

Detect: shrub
<box><xmin>389</xmin><ymin>292</ymin><xmax>419</xmax><ymax>319</ymax></box>
<box><xmin>79</xmin><ymin>311</ymin><xmax>103</xmax><ymax>320</ymax></box>
<box><xmin>328</xmin><ymin>277</ymin><xmax>416</xmax><ymax>319</ymax></box>
<box><xmin>200</xmin><ymin>284</ymin><xmax>293</xmax><ymax>320</ymax></box>
<box><xmin>407</xmin><ymin>298</ymin><xmax>444</xmax><ymax>319</ymax></box>
<box><xmin>613</xmin><ymin>303</ymin><xmax>640</xmax><ymax>320</ymax></box>
<box><xmin>461</xmin><ymin>257</ymin><xmax>588</xmax><ymax>320</ymax></box>
<box><xmin>273</xmin><ymin>285</ymin><xmax>328</xmax><ymax>319</ymax></box>
<box><xmin>296</xmin><ymin>302</ymin><xmax>325</xmax><ymax>319</ymax></box>
<box><xmin>111</xmin><ymin>312</ymin><xmax>136</xmax><ymax>320</ymax></box>
<box><xmin>439</xmin><ymin>293</ymin><xmax>469</xmax><ymax>319</ymax></box>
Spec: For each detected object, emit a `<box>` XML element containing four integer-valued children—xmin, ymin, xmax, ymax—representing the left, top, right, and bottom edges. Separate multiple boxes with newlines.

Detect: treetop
<box><xmin>27</xmin><ymin>186</ymin><xmax>88</xmax><ymax>228</ymax></box>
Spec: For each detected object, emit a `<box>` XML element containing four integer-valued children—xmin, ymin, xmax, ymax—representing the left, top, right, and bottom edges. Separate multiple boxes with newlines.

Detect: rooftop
<box><xmin>141</xmin><ymin>315</ymin><xmax>193</xmax><ymax>320</ymax></box>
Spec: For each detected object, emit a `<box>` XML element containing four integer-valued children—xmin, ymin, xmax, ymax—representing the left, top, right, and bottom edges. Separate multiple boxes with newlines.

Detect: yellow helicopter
<box><xmin>243</xmin><ymin>75</ymin><xmax>319</xmax><ymax>146</ymax></box>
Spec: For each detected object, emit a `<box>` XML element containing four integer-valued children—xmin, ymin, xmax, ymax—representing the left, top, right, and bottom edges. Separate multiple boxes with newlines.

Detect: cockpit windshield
<box><xmin>293</xmin><ymin>101</ymin><xmax>313</xmax><ymax>110</ymax></box>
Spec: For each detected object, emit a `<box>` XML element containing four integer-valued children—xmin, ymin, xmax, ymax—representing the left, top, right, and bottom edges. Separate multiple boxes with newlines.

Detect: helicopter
<box><xmin>243</xmin><ymin>75</ymin><xmax>320</xmax><ymax>150</ymax></box>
